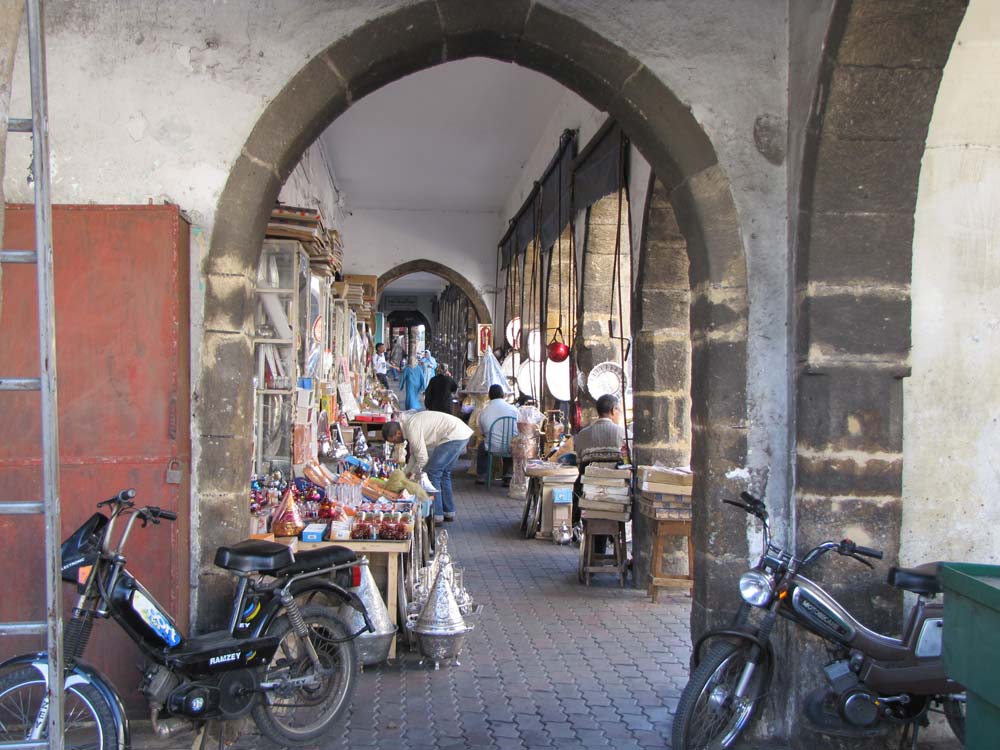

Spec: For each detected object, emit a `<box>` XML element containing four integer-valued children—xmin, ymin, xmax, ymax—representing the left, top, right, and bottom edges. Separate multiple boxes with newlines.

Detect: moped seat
<box><xmin>887</xmin><ymin>562</ymin><xmax>941</xmax><ymax>595</ymax></box>
<box><xmin>277</xmin><ymin>545</ymin><xmax>357</xmax><ymax>576</ymax></box>
<box><xmin>214</xmin><ymin>539</ymin><xmax>295</xmax><ymax>573</ymax></box>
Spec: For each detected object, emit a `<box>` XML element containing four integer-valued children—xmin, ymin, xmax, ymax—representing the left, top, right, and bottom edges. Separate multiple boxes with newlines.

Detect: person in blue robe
<box><xmin>419</xmin><ymin>350</ymin><xmax>438</xmax><ymax>386</ymax></box>
<box><xmin>398</xmin><ymin>356</ymin><xmax>426</xmax><ymax>411</ymax></box>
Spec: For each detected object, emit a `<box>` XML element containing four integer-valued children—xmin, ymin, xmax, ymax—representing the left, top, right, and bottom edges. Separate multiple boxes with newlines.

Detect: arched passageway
<box><xmin>198</xmin><ymin>2</ymin><xmax>749</xmax><ymax>660</ymax></box>
<box><xmin>377</xmin><ymin>259</ymin><xmax>491</xmax><ymax>325</ymax></box>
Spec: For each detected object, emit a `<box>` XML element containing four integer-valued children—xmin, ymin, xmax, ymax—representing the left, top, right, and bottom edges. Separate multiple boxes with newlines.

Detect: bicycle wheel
<box><xmin>942</xmin><ymin>696</ymin><xmax>965</xmax><ymax>745</ymax></box>
<box><xmin>0</xmin><ymin>666</ymin><xmax>116</xmax><ymax>750</ymax></box>
<box><xmin>252</xmin><ymin>605</ymin><xmax>358</xmax><ymax>745</ymax></box>
<box><xmin>671</xmin><ymin>641</ymin><xmax>770</xmax><ymax>749</ymax></box>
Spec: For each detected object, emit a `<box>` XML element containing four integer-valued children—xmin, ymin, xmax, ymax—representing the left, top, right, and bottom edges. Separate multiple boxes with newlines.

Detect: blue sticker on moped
<box><xmin>131</xmin><ymin>588</ymin><xmax>181</xmax><ymax>647</ymax></box>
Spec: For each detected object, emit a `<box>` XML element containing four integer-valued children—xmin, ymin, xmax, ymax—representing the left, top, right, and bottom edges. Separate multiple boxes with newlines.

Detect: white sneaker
<box><xmin>433</xmin><ymin>515</ymin><xmax>444</xmax><ymax>523</ymax></box>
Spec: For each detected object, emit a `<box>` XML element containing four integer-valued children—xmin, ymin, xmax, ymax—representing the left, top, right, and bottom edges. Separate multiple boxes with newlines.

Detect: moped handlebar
<box><xmin>840</xmin><ymin>539</ymin><xmax>883</xmax><ymax>560</ymax></box>
<box><xmin>98</xmin><ymin>488</ymin><xmax>136</xmax><ymax>508</ymax></box>
<box><xmin>142</xmin><ymin>506</ymin><xmax>177</xmax><ymax>522</ymax></box>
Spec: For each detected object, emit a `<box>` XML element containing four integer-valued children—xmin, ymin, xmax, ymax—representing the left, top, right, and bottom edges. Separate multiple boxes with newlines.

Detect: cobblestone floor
<box><xmin>134</xmin><ymin>470</ymin><xmax>692</xmax><ymax>749</ymax></box>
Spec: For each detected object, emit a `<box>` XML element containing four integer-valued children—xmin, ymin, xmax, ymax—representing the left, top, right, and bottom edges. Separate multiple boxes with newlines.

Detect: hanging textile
<box><xmin>573</xmin><ymin>122</ymin><xmax>627</xmax><ymax>211</ymax></box>
<box><xmin>538</xmin><ymin>132</ymin><xmax>577</xmax><ymax>251</ymax></box>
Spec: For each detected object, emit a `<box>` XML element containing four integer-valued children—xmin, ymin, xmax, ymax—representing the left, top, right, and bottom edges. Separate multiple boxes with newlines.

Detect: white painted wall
<box><xmin>340</xmin><ymin>207</ymin><xmax>500</xmax><ymax>309</ymax></box>
<box><xmin>278</xmin><ymin>139</ymin><xmax>345</xmax><ymax>231</ymax></box>
<box><xmin>903</xmin><ymin>0</ymin><xmax>1000</xmax><ymax>566</ymax></box>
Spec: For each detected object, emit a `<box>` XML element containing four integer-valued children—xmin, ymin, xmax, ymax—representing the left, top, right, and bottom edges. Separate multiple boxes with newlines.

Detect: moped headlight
<box><xmin>739</xmin><ymin>570</ymin><xmax>774</xmax><ymax>607</ymax></box>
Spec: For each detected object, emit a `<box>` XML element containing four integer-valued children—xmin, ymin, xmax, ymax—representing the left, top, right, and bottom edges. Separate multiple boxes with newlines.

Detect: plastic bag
<box><xmin>383</xmin><ymin>468</ymin><xmax>429</xmax><ymax>500</ymax></box>
<box><xmin>466</xmin><ymin>348</ymin><xmax>510</xmax><ymax>394</ymax></box>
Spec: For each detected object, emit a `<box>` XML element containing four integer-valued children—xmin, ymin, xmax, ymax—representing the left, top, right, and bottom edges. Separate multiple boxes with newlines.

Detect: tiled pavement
<box><xmin>134</xmin><ymin>470</ymin><xmax>692</xmax><ymax>749</ymax></box>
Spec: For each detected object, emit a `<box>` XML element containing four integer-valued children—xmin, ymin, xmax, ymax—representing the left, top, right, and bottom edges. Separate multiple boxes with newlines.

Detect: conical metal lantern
<box><xmin>408</xmin><ymin>554</ymin><xmax>472</xmax><ymax>669</ymax></box>
<box><xmin>338</xmin><ymin>558</ymin><xmax>396</xmax><ymax>666</ymax></box>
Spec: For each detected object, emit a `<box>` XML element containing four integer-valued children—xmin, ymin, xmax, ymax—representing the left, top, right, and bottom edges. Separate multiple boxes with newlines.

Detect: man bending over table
<box><xmin>382</xmin><ymin>411</ymin><xmax>473</xmax><ymax>524</ymax></box>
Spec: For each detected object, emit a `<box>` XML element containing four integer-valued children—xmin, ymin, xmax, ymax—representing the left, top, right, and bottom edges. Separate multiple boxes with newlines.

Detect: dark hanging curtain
<box><xmin>497</xmin><ymin>129</ymin><xmax>579</xmax><ymax>268</ymax></box>
<box><xmin>499</xmin><ymin>231</ymin><xmax>515</xmax><ymax>270</ymax></box>
<box><xmin>514</xmin><ymin>201</ymin><xmax>537</xmax><ymax>257</ymax></box>
<box><xmin>573</xmin><ymin>121</ymin><xmax>627</xmax><ymax>211</ymax></box>
<box><xmin>537</xmin><ymin>133</ymin><xmax>577</xmax><ymax>251</ymax></box>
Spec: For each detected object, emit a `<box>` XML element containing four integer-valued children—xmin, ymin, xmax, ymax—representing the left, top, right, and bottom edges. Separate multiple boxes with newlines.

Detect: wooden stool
<box><xmin>578</xmin><ymin>518</ymin><xmax>628</xmax><ymax>587</ymax></box>
<box><xmin>648</xmin><ymin>519</ymin><xmax>693</xmax><ymax>601</ymax></box>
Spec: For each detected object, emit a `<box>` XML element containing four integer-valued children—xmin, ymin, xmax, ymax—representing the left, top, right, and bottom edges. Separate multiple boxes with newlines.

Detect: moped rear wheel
<box><xmin>252</xmin><ymin>605</ymin><xmax>358</xmax><ymax>745</ymax></box>
<box><xmin>672</xmin><ymin>640</ymin><xmax>770</xmax><ymax>750</ymax></box>
<box><xmin>942</xmin><ymin>696</ymin><xmax>965</xmax><ymax>744</ymax></box>
<box><xmin>0</xmin><ymin>666</ymin><xmax>117</xmax><ymax>750</ymax></box>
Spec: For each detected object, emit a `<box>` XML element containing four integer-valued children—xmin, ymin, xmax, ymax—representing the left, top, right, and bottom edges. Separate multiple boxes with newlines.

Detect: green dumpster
<box><xmin>940</xmin><ymin>563</ymin><xmax>1000</xmax><ymax>749</ymax></box>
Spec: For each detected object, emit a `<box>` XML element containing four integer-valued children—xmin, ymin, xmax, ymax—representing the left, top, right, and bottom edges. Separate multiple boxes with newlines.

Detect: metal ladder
<box><xmin>0</xmin><ymin>0</ymin><xmax>64</xmax><ymax>748</ymax></box>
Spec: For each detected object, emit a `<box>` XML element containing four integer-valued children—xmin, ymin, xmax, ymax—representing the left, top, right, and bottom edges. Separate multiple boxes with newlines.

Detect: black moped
<box><xmin>0</xmin><ymin>489</ymin><xmax>374</xmax><ymax>748</ymax></box>
<box><xmin>672</xmin><ymin>493</ymin><xmax>966</xmax><ymax>749</ymax></box>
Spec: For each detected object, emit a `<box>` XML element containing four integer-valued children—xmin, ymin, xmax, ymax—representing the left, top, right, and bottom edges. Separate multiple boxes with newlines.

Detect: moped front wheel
<box><xmin>671</xmin><ymin>640</ymin><xmax>770</xmax><ymax>750</ymax></box>
<box><xmin>0</xmin><ymin>666</ymin><xmax>117</xmax><ymax>750</ymax></box>
<box><xmin>252</xmin><ymin>605</ymin><xmax>358</xmax><ymax>745</ymax></box>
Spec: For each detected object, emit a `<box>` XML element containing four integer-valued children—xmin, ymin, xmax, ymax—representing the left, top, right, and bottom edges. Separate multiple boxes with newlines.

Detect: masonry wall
<box><xmin>0</xmin><ymin>0</ymin><xmax>791</xmax><ymax>666</ymax></box>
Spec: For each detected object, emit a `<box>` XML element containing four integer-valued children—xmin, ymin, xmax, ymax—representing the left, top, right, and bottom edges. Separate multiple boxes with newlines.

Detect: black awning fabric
<box><xmin>538</xmin><ymin>137</ymin><xmax>576</xmax><ymax>251</ymax></box>
<box><xmin>573</xmin><ymin>123</ymin><xmax>625</xmax><ymax>211</ymax></box>
<box><xmin>500</xmin><ymin>231</ymin><xmax>514</xmax><ymax>270</ymax></box>
<box><xmin>513</xmin><ymin>202</ymin><xmax>537</xmax><ymax>257</ymax></box>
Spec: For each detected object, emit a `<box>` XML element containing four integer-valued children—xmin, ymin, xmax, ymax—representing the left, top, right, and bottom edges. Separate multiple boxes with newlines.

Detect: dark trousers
<box><xmin>476</xmin><ymin>443</ymin><xmax>512</xmax><ymax>481</ymax></box>
<box><xmin>376</xmin><ymin>373</ymin><xmax>389</xmax><ymax>388</ymax></box>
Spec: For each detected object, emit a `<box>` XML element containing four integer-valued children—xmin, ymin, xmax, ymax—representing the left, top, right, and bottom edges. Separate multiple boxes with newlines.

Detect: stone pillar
<box><xmin>577</xmin><ymin>193</ymin><xmax>630</xmax><ymax>422</ymax></box>
<box><xmin>672</xmin><ymin>165</ymin><xmax>749</xmax><ymax>638</ymax></box>
<box><xmin>631</xmin><ymin>177</ymin><xmax>692</xmax><ymax>585</ymax></box>
<box><xmin>791</xmin><ymin>1</ymin><xmax>967</xmax><ymax>744</ymax></box>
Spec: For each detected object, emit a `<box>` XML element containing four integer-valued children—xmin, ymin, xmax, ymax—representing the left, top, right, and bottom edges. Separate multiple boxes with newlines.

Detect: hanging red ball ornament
<box><xmin>547</xmin><ymin>339</ymin><xmax>570</xmax><ymax>363</ymax></box>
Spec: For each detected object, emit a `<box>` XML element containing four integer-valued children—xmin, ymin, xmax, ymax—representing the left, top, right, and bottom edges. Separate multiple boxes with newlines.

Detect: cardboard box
<box><xmin>301</xmin><ymin>523</ymin><xmax>329</xmax><ymax>543</ymax></box>
<box><xmin>551</xmin><ymin>487</ymin><xmax>573</xmax><ymax>505</ymax></box>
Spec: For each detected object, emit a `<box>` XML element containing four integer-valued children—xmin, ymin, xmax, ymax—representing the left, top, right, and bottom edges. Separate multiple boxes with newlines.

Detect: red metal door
<box><xmin>0</xmin><ymin>204</ymin><xmax>191</xmax><ymax>714</ymax></box>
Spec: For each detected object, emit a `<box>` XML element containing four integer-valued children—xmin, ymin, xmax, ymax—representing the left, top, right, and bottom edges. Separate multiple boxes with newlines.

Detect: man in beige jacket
<box><xmin>382</xmin><ymin>411</ymin><xmax>473</xmax><ymax>523</ymax></box>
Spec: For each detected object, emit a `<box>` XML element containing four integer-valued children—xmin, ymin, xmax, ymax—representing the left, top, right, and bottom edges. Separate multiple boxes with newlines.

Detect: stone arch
<box><xmin>794</xmin><ymin>0</ymin><xmax>968</xmax><ymax>632</ymax></box>
<box><xmin>789</xmin><ymin>2</ymin><xmax>968</xmax><ymax>740</ymax></box>
<box><xmin>377</xmin><ymin>259</ymin><xmax>491</xmax><ymax>325</ymax></box>
<box><xmin>198</xmin><ymin>0</ymin><xmax>749</xmax><ymax>635</ymax></box>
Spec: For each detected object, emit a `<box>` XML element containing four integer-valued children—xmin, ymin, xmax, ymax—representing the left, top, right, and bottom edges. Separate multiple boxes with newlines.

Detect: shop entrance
<box><xmin>197</xmin><ymin>1</ymin><xmax>749</xmax><ymax>657</ymax></box>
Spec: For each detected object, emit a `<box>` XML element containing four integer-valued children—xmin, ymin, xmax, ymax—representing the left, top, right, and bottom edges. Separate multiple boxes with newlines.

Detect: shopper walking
<box><xmin>382</xmin><ymin>411</ymin><xmax>473</xmax><ymax>523</ymax></box>
<box><xmin>398</xmin><ymin>355</ymin><xmax>426</xmax><ymax>411</ymax></box>
<box><xmin>424</xmin><ymin>364</ymin><xmax>459</xmax><ymax>414</ymax></box>
<box><xmin>372</xmin><ymin>342</ymin><xmax>394</xmax><ymax>389</ymax></box>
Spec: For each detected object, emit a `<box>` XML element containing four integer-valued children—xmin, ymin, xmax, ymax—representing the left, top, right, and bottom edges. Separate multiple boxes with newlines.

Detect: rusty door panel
<box><xmin>0</xmin><ymin>205</ymin><xmax>191</xmax><ymax>714</ymax></box>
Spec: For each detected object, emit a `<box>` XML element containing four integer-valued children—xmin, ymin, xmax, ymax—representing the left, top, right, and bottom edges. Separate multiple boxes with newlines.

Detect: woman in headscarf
<box><xmin>398</xmin><ymin>355</ymin><xmax>426</xmax><ymax>411</ymax></box>
<box><xmin>419</xmin><ymin>350</ymin><xmax>438</xmax><ymax>386</ymax></box>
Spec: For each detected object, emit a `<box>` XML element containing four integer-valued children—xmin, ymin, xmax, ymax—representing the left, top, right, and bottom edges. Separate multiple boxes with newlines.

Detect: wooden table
<box><xmin>279</xmin><ymin>538</ymin><xmax>410</xmax><ymax>659</ymax></box>
<box><xmin>646</xmin><ymin>518</ymin><xmax>693</xmax><ymax>601</ymax></box>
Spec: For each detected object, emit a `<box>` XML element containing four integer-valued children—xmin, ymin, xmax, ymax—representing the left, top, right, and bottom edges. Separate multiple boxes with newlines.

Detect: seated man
<box><xmin>382</xmin><ymin>411</ymin><xmax>473</xmax><ymax>523</ymax></box>
<box><xmin>551</xmin><ymin>393</ymin><xmax>625</xmax><ymax>463</ymax></box>
<box><xmin>476</xmin><ymin>384</ymin><xmax>518</xmax><ymax>485</ymax></box>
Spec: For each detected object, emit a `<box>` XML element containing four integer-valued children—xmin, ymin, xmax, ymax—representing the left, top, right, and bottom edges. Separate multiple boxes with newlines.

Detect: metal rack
<box><xmin>0</xmin><ymin>1</ymin><xmax>64</xmax><ymax>748</ymax></box>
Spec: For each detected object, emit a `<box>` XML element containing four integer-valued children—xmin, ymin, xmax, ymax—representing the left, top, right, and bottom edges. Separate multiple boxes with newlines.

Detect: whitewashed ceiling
<box><xmin>320</xmin><ymin>57</ymin><xmax>572</xmax><ymax>214</ymax></box>
<box><xmin>380</xmin><ymin>272</ymin><xmax>448</xmax><ymax>295</ymax></box>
